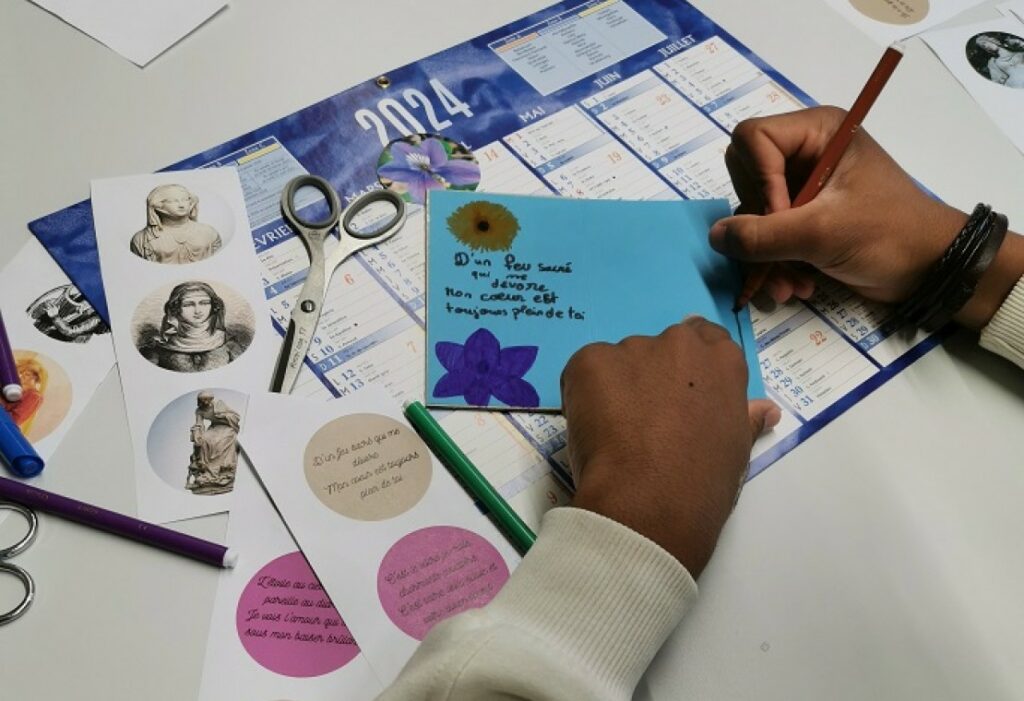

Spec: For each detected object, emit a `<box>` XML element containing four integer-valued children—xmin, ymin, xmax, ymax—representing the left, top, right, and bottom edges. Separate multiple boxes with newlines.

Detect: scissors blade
<box><xmin>270</xmin><ymin>297</ymin><xmax>324</xmax><ymax>393</ymax></box>
<box><xmin>270</xmin><ymin>319</ymin><xmax>301</xmax><ymax>393</ymax></box>
<box><xmin>270</xmin><ymin>277</ymin><xmax>327</xmax><ymax>394</ymax></box>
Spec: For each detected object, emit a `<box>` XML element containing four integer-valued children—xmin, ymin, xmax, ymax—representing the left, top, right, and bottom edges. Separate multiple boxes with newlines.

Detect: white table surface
<box><xmin>2</xmin><ymin>1</ymin><xmax>1022</xmax><ymax>699</ymax></box>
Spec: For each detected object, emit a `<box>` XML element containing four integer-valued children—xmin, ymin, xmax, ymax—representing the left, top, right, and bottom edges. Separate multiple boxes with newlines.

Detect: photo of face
<box><xmin>154</xmin><ymin>185</ymin><xmax>194</xmax><ymax>218</ymax></box>
<box><xmin>180</xmin><ymin>289</ymin><xmax>214</xmax><ymax>326</ymax></box>
<box><xmin>131</xmin><ymin>280</ymin><xmax>255</xmax><ymax>373</ymax></box>
<box><xmin>966</xmin><ymin>32</ymin><xmax>1024</xmax><ymax>88</ymax></box>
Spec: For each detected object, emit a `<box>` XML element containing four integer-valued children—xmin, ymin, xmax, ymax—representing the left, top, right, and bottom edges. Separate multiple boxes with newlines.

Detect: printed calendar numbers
<box><xmin>428</xmin><ymin>79</ymin><xmax>474</xmax><ymax>119</ymax></box>
<box><xmin>354</xmin><ymin>79</ymin><xmax>474</xmax><ymax>148</ymax></box>
<box><xmin>758</xmin><ymin>313</ymin><xmax>876</xmax><ymax>420</ymax></box>
<box><xmin>505</xmin><ymin>107</ymin><xmax>675</xmax><ymax>200</ymax></box>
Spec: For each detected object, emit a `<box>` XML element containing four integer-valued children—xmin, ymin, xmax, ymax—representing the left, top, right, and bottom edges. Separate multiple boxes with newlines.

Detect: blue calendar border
<box><xmin>747</xmin><ymin>326</ymin><xmax>953</xmax><ymax>480</ymax></box>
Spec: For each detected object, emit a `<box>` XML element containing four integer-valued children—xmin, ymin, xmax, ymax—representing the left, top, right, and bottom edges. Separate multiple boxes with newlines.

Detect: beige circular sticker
<box><xmin>304</xmin><ymin>414</ymin><xmax>432</xmax><ymax>520</ymax></box>
<box><xmin>848</xmin><ymin>0</ymin><xmax>928</xmax><ymax>25</ymax></box>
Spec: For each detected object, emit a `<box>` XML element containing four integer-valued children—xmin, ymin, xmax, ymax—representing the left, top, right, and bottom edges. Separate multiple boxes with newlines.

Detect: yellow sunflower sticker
<box><xmin>446</xmin><ymin>201</ymin><xmax>519</xmax><ymax>251</ymax></box>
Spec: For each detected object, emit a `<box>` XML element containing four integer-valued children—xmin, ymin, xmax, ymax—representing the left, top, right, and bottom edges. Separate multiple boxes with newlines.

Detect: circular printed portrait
<box><xmin>0</xmin><ymin>350</ymin><xmax>72</xmax><ymax>442</ymax></box>
<box><xmin>847</xmin><ymin>0</ymin><xmax>928</xmax><ymax>25</ymax></box>
<box><xmin>377</xmin><ymin>134</ymin><xmax>480</xmax><ymax>205</ymax></box>
<box><xmin>966</xmin><ymin>32</ymin><xmax>1024</xmax><ymax>88</ymax></box>
<box><xmin>26</xmin><ymin>283</ymin><xmax>110</xmax><ymax>344</ymax></box>
<box><xmin>131</xmin><ymin>280</ymin><xmax>255</xmax><ymax>373</ymax></box>
<box><xmin>129</xmin><ymin>183</ymin><xmax>235</xmax><ymax>265</ymax></box>
<box><xmin>147</xmin><ymin>388</ymin><xmax>248</xmax><ymax>495</ymax></box>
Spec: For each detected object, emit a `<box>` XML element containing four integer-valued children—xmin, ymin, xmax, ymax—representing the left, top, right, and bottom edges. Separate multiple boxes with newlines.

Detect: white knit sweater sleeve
<box><xmin>980</xmin><ymin>276</ymin><xmax>1024</xmax><ymax>369</ymax></box>
<box><xmin>376</xmin><ymin>507</ymin><xmax>697</xmax><ymax>701</ymax></box>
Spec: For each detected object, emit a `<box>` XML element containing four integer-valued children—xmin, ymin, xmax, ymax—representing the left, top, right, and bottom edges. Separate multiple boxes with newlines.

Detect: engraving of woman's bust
<box><xmin>137</xmin><ymin>282</ymin><xmax>252</xmax><ymax>373</ymax></box>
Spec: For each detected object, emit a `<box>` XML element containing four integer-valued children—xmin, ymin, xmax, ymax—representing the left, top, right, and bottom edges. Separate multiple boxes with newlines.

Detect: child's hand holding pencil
<box><xmin>713</xmin><ymin>103</ymin><xmax>967</xmax><ymax>311</ymax></box>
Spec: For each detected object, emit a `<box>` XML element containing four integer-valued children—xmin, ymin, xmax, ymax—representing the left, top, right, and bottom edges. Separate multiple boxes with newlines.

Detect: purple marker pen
<box><xmin>0</xmin><ymin>475</ymin><xmax>237</xmax><ymax>568</ymax></box>
<box><xmin>0</xmin><ymin>311</ymin><xmax>22</xmax><ymax>402</ymax></box>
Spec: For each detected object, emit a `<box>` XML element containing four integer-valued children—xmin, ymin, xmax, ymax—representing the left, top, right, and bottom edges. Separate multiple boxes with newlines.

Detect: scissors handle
<box><xmin>0</xmin><ymin>502</ymin><xmax>37</xmax><ymax>559</ymax></box>
<box><xmin>281</xmin><ymin>175</ymin><xmax>342</xmax><ymax>232</ymax></box>
<box><xmin>0</xmin><ymin>562</ymin><xmax>34</xmax><ymax>625</ymax></box>
<box><xmin>341</xmin><ymin>189</ymin><xmax>407</xmax><ymax>240</ymax></box>
<box><xmin>326</xmin><ymin>189</ymin><xmax>408</xmax><ymax>269</ymax></box>
<box><xmin>0</xmin><ymin>502</ymin><xmax>37</xmax><ymax>625</ymax></box>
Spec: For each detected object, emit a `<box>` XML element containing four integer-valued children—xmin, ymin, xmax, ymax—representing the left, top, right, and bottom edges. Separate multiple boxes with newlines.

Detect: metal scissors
<box><xmin>270</xmin><ymin>175</ymin><xmax>407</xmax><ymax>393</ymax></box>
<box><xmin>0</xmin><ymin>501</ymin><xmax>37</xmax><ymax>625</ymax></box>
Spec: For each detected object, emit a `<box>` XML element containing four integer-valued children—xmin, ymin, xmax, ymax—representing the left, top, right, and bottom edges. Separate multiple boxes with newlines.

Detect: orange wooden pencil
<box><xmin>734</xmin><ymin>44</ymin><xmax>905</xmax><ymax>311</ymax></box>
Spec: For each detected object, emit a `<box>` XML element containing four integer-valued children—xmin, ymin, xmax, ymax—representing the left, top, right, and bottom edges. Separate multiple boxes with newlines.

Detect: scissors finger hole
<box><xmin>342</xmin><ymin>190</ymin><xmax>406</xmax><ymax>240</ymax></box>
<box><xmin>0</xmin><ymin>562</ymin><xmax>35</xmax><ymax>625</ymax></box>
<box><xmin>0</xmin><ymin>502</ymin><xmax>38</xmax><ymax>559</ymax></box>
<box><xmin>282</xmin><ymin>176</ymin><xmax>341</xmax><ymax>231</ymax></box>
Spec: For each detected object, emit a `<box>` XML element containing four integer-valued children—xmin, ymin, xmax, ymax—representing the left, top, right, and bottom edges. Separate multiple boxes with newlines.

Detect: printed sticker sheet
<box><xmin>91</xmin><ymin>169</ymin><xmax>276</xmax><ymax>522</ymax></box>
<box><xmin>242</xmin><ymin>388</ymin><xmax>518</xmax><ymax>683</ymax></box>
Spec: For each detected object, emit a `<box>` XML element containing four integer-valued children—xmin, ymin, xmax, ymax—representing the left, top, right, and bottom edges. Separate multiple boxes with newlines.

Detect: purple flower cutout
<box><xmin>377</xmin><ymin>137</ymin><xmax>480</xmax><ymax>205</ymax></box>
<box><xmin>433</xmin><ymin>328</ymin><xmax>540</xmax><ymax>408</ymax></box>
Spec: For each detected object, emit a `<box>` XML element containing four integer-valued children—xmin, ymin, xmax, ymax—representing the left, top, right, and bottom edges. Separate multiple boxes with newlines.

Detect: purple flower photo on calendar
<box><xmin>377</xmin><ymin>134</ymin><xmax>480</xmax><ymax>205</ymax></box>
<box><xmin>432</xmin><ymin>327</ymin><xmax>539</xmax><ymax>408</ymax></box>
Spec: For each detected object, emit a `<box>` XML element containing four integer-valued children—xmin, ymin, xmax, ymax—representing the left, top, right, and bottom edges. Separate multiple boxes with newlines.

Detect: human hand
<box><xmin>711</xmin><ymin>106</ymin><xmax>968</xmax><ymax>306</ymax></box>
<box><xmin>562</xmin><ymin>317</ymin><xmax>780</xmax><ymax>577</ymax></box>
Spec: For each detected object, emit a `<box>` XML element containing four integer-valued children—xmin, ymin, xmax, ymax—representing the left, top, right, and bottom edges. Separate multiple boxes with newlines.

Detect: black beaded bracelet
<box><xmin>895</xmin><ymin>204</ymin><xmax>991</xmax><ymax>326</ymax></box>
<box><xmin>894</xmin><ymin>203</ymin><xmax>1009</xmax><ymax>331</ymax></box>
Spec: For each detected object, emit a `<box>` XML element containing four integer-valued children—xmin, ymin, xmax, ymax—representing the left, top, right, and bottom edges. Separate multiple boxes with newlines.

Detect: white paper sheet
<box><xmin>92</xmin><ymin>169</ymin><xmax>277</xmax><ymax>522</ymax></box>
<box><xmin>824</xmin><ymin>0</ymin><xmax>987</xmax><ymax>45</ymax></box>
<box><xmin>29</xmin><ymin>0</ymin><xmax>226</xmax><ymax>67</ymax></box>
<box><xmin>242</xmin><ymin>388</ymin><xmax>519</xmax><ymax>684</ymax></box>
<box><xmin>999</xmin><ymin>0</ymin><xmax>1024</xmax><ymax>22</ymax></box>
<box><xmin>0</xmin><ymin>238</ymin><xmax>114</xmax><ymax>465</ymax></box>
<box><xmin>922</xmin><ymin>15</ymin><xmax>1024</xmax><ymax>153</ymax></box>
<box><xmin>197</xmin><ymin>461</ymin><xmax>383</xmax><ymax>700</ymax></box>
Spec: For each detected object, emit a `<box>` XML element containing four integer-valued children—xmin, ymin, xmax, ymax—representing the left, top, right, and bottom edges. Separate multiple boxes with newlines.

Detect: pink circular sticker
<box><xmin>377</xmin><ymin>526</ymin><xmax>510</xmax><ymax>640</ymax></box>
<box><xmin>236</xmin><ymin>551</ymin><xmax>359</xmax><ymax>677</ymax></box>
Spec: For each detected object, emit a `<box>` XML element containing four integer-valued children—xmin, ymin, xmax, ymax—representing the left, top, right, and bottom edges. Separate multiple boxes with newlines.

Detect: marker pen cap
<box><xmin>0</xmin><ymin>409</ymin><xmax>44</xmax><ymax>477</ymax></box>
<box><xmin>11</xmin><ymin>454</ymin><xmax>44</xmax><ymax>478</ymax></box>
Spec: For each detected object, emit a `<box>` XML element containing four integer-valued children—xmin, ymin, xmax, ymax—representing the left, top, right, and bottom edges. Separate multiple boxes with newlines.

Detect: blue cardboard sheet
<box><xmin>426</xmin><ymin>191</ymin><xmax>763</xmax><ymax>410</ymax></box>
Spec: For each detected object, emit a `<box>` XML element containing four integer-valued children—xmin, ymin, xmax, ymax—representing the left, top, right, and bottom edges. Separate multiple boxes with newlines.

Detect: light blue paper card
<box><xmin>425</xmin><ymin>190</ymin><xmax>763</xmax><ymax>410</ymax></box>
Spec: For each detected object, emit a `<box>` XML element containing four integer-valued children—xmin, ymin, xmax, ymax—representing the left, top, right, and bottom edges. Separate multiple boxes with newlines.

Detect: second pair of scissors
<box><xmin>270</xmin><ymin>176</ymin><xmax>407</xmax><ymax>394</ymax></box>
<box><xmin>0</xmin><ymin>501</ymin><xmax>37</xmax><ymax>625</ymax></box>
